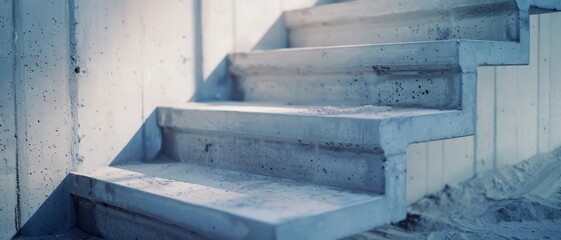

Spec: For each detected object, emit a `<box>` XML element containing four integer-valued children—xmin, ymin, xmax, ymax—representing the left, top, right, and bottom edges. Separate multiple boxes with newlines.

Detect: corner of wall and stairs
<box><xmin>1</xmin><ymin>0</ymin><xmax>201</xmax><ymax>238</ymax></box>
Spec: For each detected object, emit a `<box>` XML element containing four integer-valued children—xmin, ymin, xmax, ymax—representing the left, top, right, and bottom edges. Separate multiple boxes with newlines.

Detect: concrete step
<box><xmin>13</xmin><ymin>229</ymin><xmax>101</xmax><ymax>240</ymax></box>
<box><xmin>70</xmin><ymin>162</ymin><xmax>385</xmax><ymax>240</ymax></box>
<box><xmin>228</xmin><ymin>40</ymin><xmax>523</xmax><ymax>108</ymax></box>
<box><xmin>284</xmin><ymin>0</ymin><xmax>526</xmax><ymax>47</ymax></box>
<box><xmin>158</xmin><ymin>101</ymin><xmax>473</xmax><ymax>194</ymax></box>
<box><xmin>339</xmin><ymin>0</ymin><xmax>561</xmax><ymax>13</ymax></box>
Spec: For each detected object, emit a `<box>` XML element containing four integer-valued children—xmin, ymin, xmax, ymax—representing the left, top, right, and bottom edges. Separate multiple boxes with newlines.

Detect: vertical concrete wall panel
<box><xmin>549</xmin><ymin>13</ymin><xmax>561</xmax><ymax>150</ymax></box>
<box><xmin>73</xmin><ymin>0</ymin><xmax>144</xmax><ymax>167</ymax></box>
<box><xmin>538</xmin><ymin>14</ymin><xmax>551</xmax><ymax>154</ymax></box>
<box><xmin>406</xmin><ymin>143</ymin><xmax>427</xmax><ymax>203</ymax></box>
<box><xmin>516</xmin><ymin>16</ymin><xmax>539</xmax><ymax>161</ymax></box>
<box><xmin>234</xmin><ymin>0</ymin><xmax>284</xmax><ymax>51</ymax></box>
<box><xmin>15</xmin><ymin>0</ymin><xmax>74</xmax><ymax>235</ymax></box>
<box><xmin>0</xmin><ymin>0</ymin><xmax>17</xmax><ymax>238</ymax></box>
<box><xmin>73</xmin><ymin>0</ymin><xmax>142</xmax><ymax>167</ymax></box>
<box><xmin>443</xmin><ymin>136</ymin><xmax>474</xmax><ymax>186</ymax></box>
<box><xmin>202</xmin><ymin>0</ymin><xmax>234</xmax><ymax>81</ymax></box>
<box><xmin>475</xmin><ymin>67</ymin><xmax>496</xmax><ymax>173</ymax></box>
<box><xmin>199</xmin><ymin>0</ymin><xmax>234</xmax><ymax>100</ymax></box>
<box><xmin>495</xmin><ymin>66</ymin><xmax>519</xmax><ymax>166</ymax></box>
<box><xmin>426</xmin><ymin>141</ymin><xmax>444</xmax><ymax>194</ymax></box>
<box><xmin>139</xmin><ymin>0</ymin><xmax>197</xmax><ymax>160</ymax></box>
<box><xmin>281</xmin><ymin>0</ymin><xmax>338</xmax><ymax>11</ymax></box>
<box><xmin>73</xmin><ymin>0</ymin><xmax>197</xmax><ymax>167</ymax></box>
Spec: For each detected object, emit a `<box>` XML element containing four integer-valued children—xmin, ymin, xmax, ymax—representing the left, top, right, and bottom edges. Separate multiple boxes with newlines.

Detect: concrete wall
<box><xmin>1</xmin><ymin>0</ymin><xmax>200</xmax><ymax>237</ymax></box>
<box><xmin>72</xmin><ymin>0</ymin><xmax>197</xmax><ymax>168</ymax></box>
<box><xmin>13</xmin><ymin>0</ymin><xmax>75</xmax><ymax>235</ymax></box>
<box><xmin>0</xmin><ymin>0</ymin><xmax>17</xmax><ymax>239</ymax></box>
<box><xmin>407</xmin><ymin>13</ymin><xmax>561</xmax><ymax>204</ymax></box>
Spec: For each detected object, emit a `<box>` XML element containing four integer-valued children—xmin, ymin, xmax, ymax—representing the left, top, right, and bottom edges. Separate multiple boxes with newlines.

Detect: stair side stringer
<box><xmin>458</xmin><ymin>10</ymin><xmax>531</xmax><ymax>69</ymax></box>
<box><xmin>376</xmin><ymin>9</ymin><xmax>532</xmax><ymax>221</ymax></box>
<box><xmin>376</xmin><ymin>71</ymin><xmax>476</xmax><ymax>222</ymax></box>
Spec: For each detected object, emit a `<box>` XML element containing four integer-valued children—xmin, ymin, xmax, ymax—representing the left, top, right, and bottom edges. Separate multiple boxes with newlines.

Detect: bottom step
<box><xmin>70</xmin><ymin>163</ymin><xmax>387</xmax><ymax>239</ymax></box>
<box><xmin>13</xmin><ymin>229</ymin><xmax>101</xmax><ymax>240</ymax></box>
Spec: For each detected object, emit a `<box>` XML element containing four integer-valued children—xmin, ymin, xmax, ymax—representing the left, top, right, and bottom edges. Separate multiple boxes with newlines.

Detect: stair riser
<box><xmin>75</xmin><ymin>197</ymin><xmax>207</xmax><ymax>240</ymax></box>
<box><xmin>232</xmin><ymin>72</ymin><xmax>462</xmax><ymax>109</ymax></box>
<box><xmin>162</xmin><ymin>129</ymin><xmax>385</xmax><ymax>193</ymax></box>
<box><xmin>288</xmin><ymin>3</ymin><xmax>520</xmax><ymax>47</ymax></box>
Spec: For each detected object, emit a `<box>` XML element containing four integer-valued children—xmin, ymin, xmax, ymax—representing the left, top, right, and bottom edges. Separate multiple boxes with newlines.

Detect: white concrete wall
<box><xmin>72</xmin><ymin>0</ymin><xmax>197</xmax><ymax>168</ymax></box>
<box><xmin>13</xmin><ymin>0</ymin><xmax>75</xmax><ymax>235</ymax></box>
<box><xmin>1</xmin><ymin>0</ymin><xmax>200</xmax><ymax>237</ymax></box>
<box><xmin>407</xmin><ymin>13</ymin><xmax>561</xmax><ymax>204</ymax></box>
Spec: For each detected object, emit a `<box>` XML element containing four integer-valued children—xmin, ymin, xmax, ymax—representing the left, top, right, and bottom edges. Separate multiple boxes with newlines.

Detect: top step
<box><xmin>284</xmin><ymin>0</ymin><xmax>525</xmax><ymax>47</ymax></box>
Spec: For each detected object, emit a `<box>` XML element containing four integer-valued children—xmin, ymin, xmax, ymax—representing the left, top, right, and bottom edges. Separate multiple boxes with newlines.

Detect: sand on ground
<box><xmin>348</xmin><ymin>149</ymin><xmax>561</xmax><ymax>240</ymax></box>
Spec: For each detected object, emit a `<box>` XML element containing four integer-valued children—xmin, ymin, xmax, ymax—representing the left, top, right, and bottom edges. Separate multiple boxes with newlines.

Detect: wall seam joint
<box><xmin>11</xmin><ymin>0</ymin><xmax>21</xmax><ymax>232</ymax></box>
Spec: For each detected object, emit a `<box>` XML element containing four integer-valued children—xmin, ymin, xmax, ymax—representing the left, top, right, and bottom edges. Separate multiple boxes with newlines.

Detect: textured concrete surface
<box><xmin>70</xmin><ymin>163</ymin><xmax>384</xmax><ymax>240</ymax></box>
<box><xmin>75</xmin><ymin>198</ymin><xmax>205</xmax><ymax>240</ymax></box>
<box><xmin>140</xmin><ymin>0</ymin><xmax>549</xmax><ymax>237</ymax></box>
<box><xmin>229</xmin><ymin>41</ymin><xmax>465</xmax><ymax>108</ymax></box>
<box><xmin>0</xmin><ymin>1</ymin><xmax>17</xmax><ymax>239</ymax></box>
<box><xmin>285</xmin><ymin>0</ymin><xmax>521</xmax><ymax>47</ymax></box>
<box><xmin>158</xmin><ymin>102</ymin><xmax>471</xmax><ymax>194</ymax></box>
<box><xmin>13</xmin><ymin>228</ymin><xmax>100</xmax><ymax>240</ymax></box>
<box><xmin>406</xmin><ymin>12</ymin><xmax>561</xmax><ymax>204</ymax></box>
<box><xmin>227</xmin><ymin>40</ymin><xmax>530</xmax><ymax>109</ymax></box>
<box><xmin>1</xmin><ymin>0</ymin><xmax>560</xmax><ymax>239</ymax></box>
<box><xmin>14</xmin><ymin>0</ymin><xmax>75</xmax><ymax>236</ymax></box>
<box><xmin>2</xmin><ymin>0</ymin><xmax>202</xmax><ymax>237</ymax></box>
<box><xmin>71</xmin><ymin>0</ymin><xmax>197</xmax><ymax>168</ymax></box>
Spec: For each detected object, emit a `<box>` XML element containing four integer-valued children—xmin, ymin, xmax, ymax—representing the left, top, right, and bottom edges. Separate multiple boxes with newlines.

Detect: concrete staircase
<box><xmin>69</xmin><ymin>0</ymin><xmax>560</xmax><ymax>239</ymax></box>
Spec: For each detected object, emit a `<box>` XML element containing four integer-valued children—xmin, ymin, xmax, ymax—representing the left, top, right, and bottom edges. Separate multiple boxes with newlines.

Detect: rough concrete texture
<box><xmin>3</xmin><ymin>0</ymin><xmax>199</xmax><ymax>237</ymax></box>
<box><xmin>285</xmin><ymin>0</ymin><xmax>521</xmax><ymax>47</ymax></box>
<box><xmin>70</xmin><ymin>163</ymin><xmax>385</xmax><ymax>240</ymax></box>
<box><xmin>13</xmin><ymin>228</ymin><xmax>100</xmax><ymax>240</ymax></box>
<box><xmin>158</xmin><ymin>102</ymin><xmax>471</xmax><ymax>194</ymax></box>
<box><xmin>74</xmin><ymin>198</ymin><xmax>206</xmax><ymax>240</ymax></box>
<box><xmin>406</xmin><ymin>12</ymin><xmax>561</xmax><ymax>204</ymax></box>
<box><xmin>229</xmin><ymin>41</ymin><xmax>466</xmax><ymax>108</ymax></box>
<box><xmin>0</xmin><ymin>1</ymin><xmax>17</xmax><ymax>239</ymax></box>
<box><xmin>140</xmin><ymin>0</ymin><xmax>555</xmax><ymax>238</ymax></box>
<box><xmin>14</xmin><ymin>0</ymin><xmax>75</xmax><ymax>236</ymax></box>
<box><xmin>2</xmin><ymin>0</ymin><xmax>560</xmax><ymax>239</ymax></box>
<box><xmin>71</xmin><ymin>0</ymin><xmax>197</xmax><ymax>168</ymax></box>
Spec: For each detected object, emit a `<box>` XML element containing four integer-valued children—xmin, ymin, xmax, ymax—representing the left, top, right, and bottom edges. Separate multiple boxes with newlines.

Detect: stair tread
<box><xmin>70</xmin><ymin>162</ymin><xmax>383</xmax><ymax>239</ymax></box>
<box><xmin>161</xmin><ymin>101</ymin><xmax>455</xmax><ymax>119</ymax></box>
<box><xmin>158</xmin><ymin>101</ymin><xmax>469</xmax><ymax>152</ymax></box>
<box><xmin>284</xmin><ymin>0</ymin><xmax>511</xmax><ymax>28</ymax></box>
<box><xmin>229</xmin><ymin>40</ymin><xmax>522</xmax><ymax>75</ymax></box>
